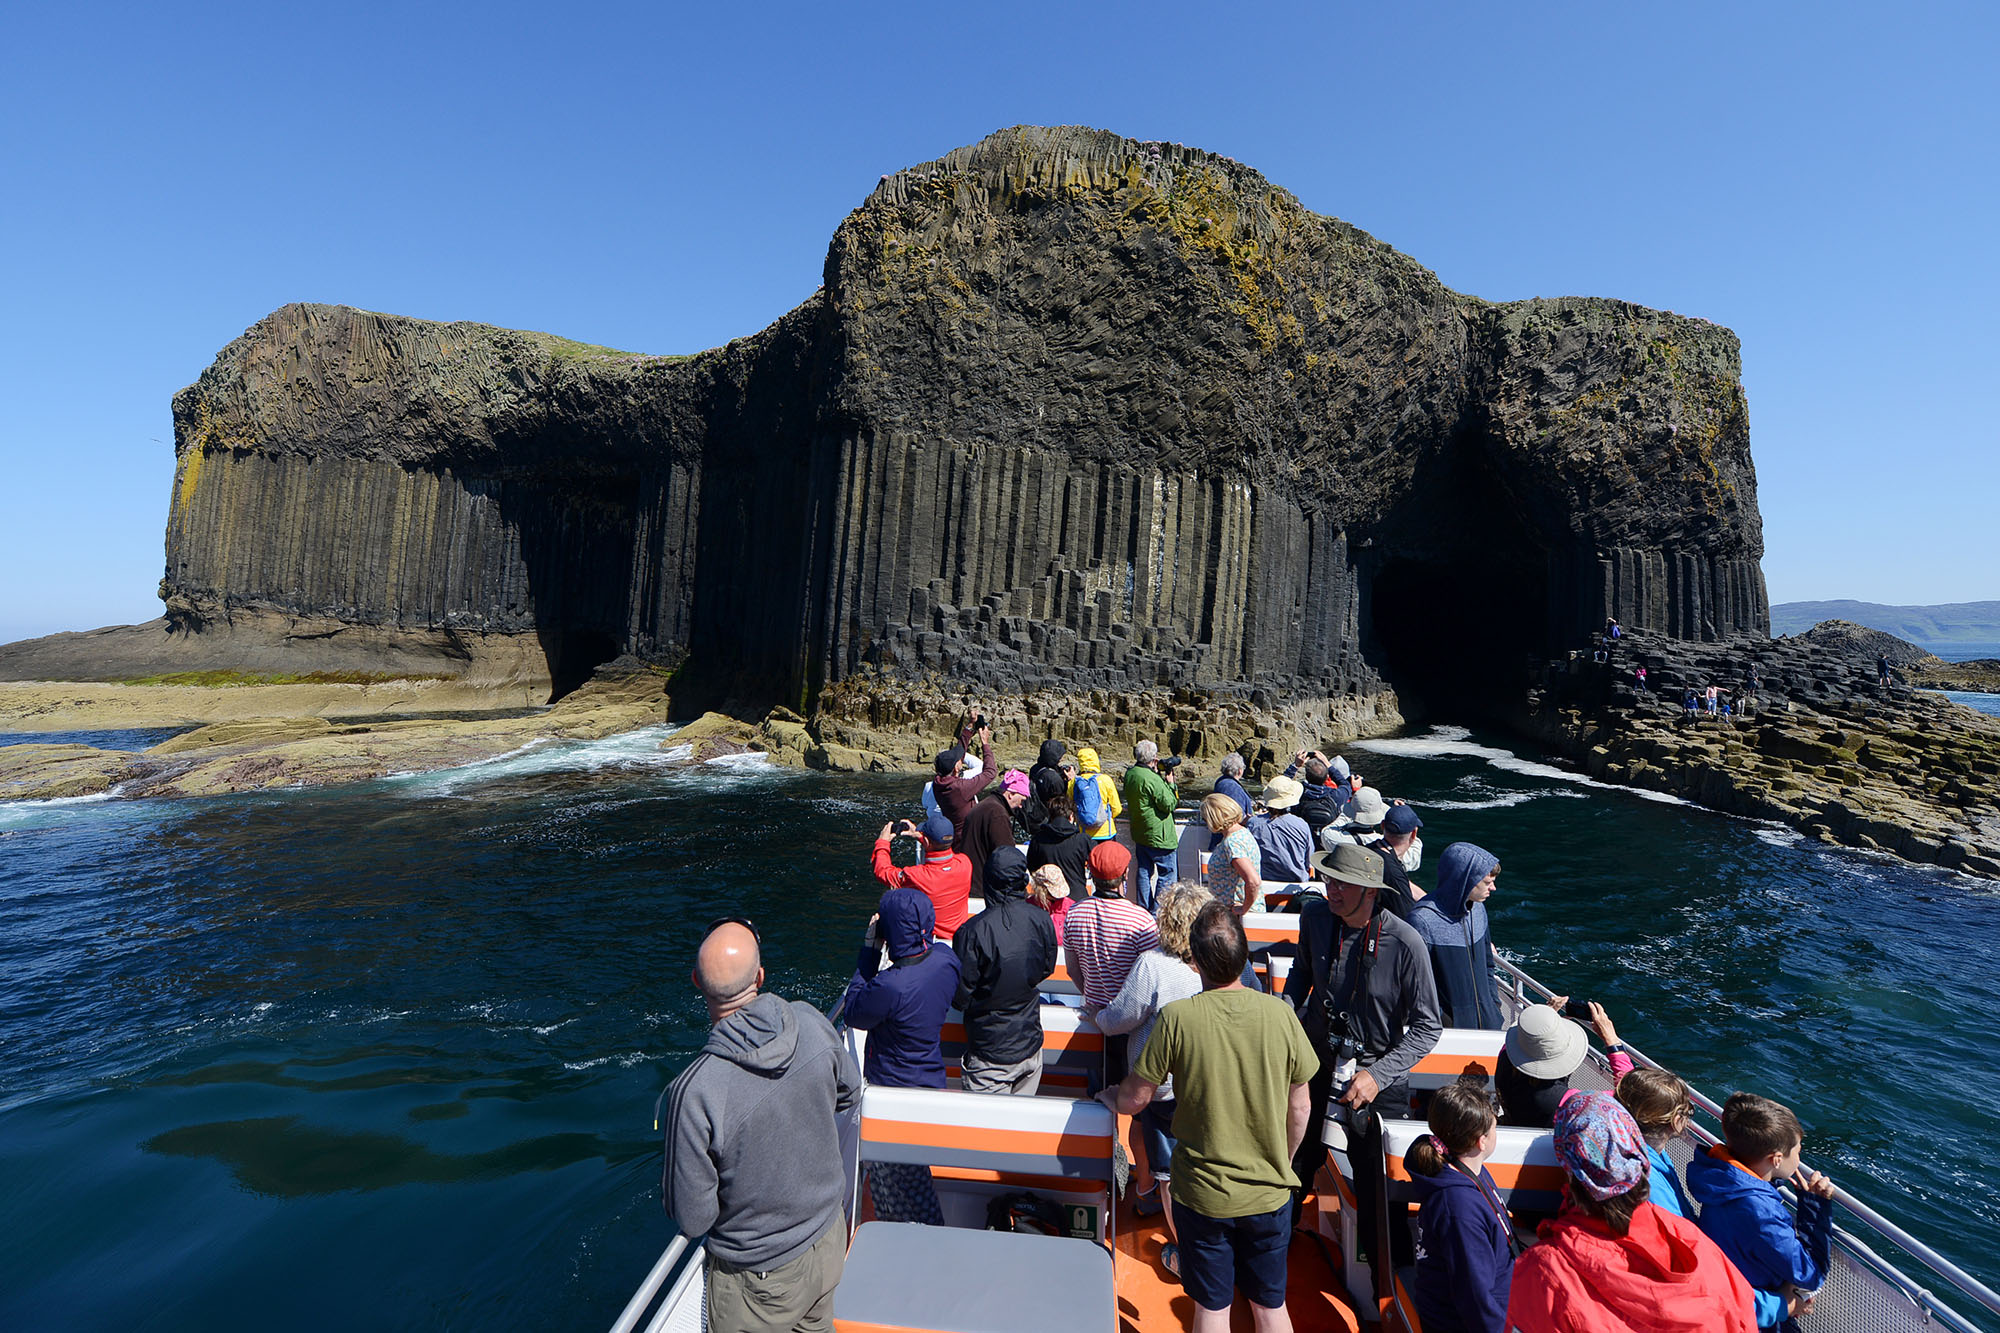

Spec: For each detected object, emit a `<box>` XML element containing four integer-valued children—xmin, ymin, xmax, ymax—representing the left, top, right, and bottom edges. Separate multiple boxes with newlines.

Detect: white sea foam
<box><xmin>1354</xmin><ymin>727</ymin><xmax>1691</xmax><ymax>807</ymax></box>
<box><xmin>563</xmin><ymin>1050</ymin><xmax>654</xmax><ymax>1071</ymax></box>
<box><xmin>0</xmin><ymin>787</ymin><xmax>124</xmax><ymax>829</ymax></box>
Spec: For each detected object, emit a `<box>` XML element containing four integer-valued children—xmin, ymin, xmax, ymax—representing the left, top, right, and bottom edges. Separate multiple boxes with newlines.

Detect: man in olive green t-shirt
<box><xmin>1109</xmin><ymin>901</ymin><xmax>1317</xmax><ymax>1333</ymax></box>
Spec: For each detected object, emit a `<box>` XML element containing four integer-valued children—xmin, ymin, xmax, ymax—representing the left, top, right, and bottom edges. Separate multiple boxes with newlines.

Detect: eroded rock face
<box><xmin>149</xmin><ymin>125</ymin><xmax>1767</xmax><ymax>724</ymax></box>
<box><xmin>1522</xmin><ymin>623</ymin><xmax>2000</xmax><ymax>877</ymax></box>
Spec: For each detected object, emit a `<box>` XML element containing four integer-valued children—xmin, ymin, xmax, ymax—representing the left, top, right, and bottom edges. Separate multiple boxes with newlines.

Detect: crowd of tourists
<box><xmin>660</xmin><ymin>711</ymin><xmax>1837</xmax><ymax>1333</ymax></box>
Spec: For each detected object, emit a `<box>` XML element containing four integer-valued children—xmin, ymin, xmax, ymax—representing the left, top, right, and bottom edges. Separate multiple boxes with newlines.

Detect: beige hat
<box><xmin>1029</xmin><ymin>863</ymin><xmax>1072</xmax><ymax>901</ymax></box>
<box><xmin>1261</xmin><ymin>775</ymin><xmax>1305</xmax><ymax>810</ymax></box>
<box><xmin>1347</xmin><ymin>787</ymin><xmax>1390</xmax><ymax>828</ymax></box>
<box><xmin>1506</xmin><ymin>1004</ymin><xmax>1590</xmax><ymax>1081</ymax></box>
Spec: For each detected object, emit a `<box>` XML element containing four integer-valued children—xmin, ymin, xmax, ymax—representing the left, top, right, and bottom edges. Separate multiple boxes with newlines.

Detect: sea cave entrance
<box><xmin>1367</xmin><ymin>553</ymin><xmax>1552</xmax><ymax>724</ymax></box>
<box><xmin>542</xmin><ymin>627</ymin><xmax>624</xmax><ymax>702</ymax></box>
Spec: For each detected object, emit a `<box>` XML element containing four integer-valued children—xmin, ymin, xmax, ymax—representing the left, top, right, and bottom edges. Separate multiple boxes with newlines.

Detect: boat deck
<box><xmin>1110</xmin><ymin>1116</ymin><xmax>1362</xmax><ymax>1333</ymax></box>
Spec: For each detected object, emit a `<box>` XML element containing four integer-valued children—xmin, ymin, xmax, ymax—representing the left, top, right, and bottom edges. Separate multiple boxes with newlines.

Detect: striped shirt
<box><xmin>1065</xmin><ymin>895</ymin><xmax>1159</xmax><ymax>1009</ymax></box>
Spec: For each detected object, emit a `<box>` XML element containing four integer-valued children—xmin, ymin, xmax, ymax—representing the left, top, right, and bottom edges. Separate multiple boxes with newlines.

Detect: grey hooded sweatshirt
<box><xmin>662</xmin><ymin>991</ymin><xmax>862</xmax><ymax>1268</ymax></box>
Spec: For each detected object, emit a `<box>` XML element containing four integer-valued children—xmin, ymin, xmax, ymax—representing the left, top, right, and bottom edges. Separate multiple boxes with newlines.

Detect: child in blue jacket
<box><xmin>1408</xmin><ymin>1080</ymin><xmax>1515</xmax><ymax>1333</ymax></box>
<box><xmin>1686</xmin><ymin>1092</ymin><xmax>1834</xmax><ymax>1331</ymax></box>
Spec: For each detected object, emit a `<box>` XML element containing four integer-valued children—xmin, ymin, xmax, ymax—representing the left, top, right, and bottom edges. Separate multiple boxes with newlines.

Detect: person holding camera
<box><xmin>931</xmin><ymin>710</ymin><xmax>996</xmax><ymax>841</ymax></box>
<box><xmin>1287</xmin><ymin>842</ymin><xmax>1442</xmax><ymax>1281</ymax></box>
<box><xmin>870</xmin><ymin>812</ymin><xmax>971</xmax><ymax>944</ymax></box>
<box><xmin>1124</xmin><ymin>740</ymin><xmax>1180</xmax><ymax>912</ymax></box>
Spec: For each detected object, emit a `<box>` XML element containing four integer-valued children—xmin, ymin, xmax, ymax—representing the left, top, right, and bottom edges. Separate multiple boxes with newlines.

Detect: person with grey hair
<box><xmin>1125</xmin><ymin>739</ymin><xmax>1179</xmax><ymax>911</ymax></box>
<box><xmin>1212</xmin><ymin>752</ymin><xmax>1253</xmax><ymax>851</ymax></box>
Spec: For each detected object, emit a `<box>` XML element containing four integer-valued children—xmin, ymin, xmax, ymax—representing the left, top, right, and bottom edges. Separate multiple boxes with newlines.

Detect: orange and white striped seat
<box><xmin>939</xmin><ymin>1004</ymin><xmax>1104</xmax><ymax>1096</ymax></box>
<box><xmin>838</xmin><ymin>1086</ymin><xmax>1116</xmax><ymax>1333</ymax></box>
<box><xmin>1405</xmin><ymin>1027</ymin><xmax>1507</xmax><ymax>1092</ymax></box>
<box><xmin>1382</xmin><ymin>1121</ymin><xmax>1567</xmax><ymax>1214</ymax></box>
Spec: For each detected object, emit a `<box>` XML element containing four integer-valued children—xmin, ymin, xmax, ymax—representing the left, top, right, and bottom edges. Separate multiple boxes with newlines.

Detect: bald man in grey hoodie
<box><xmin>663</xmin><ymin>920</ymin><xmax>863</xmax><ymax>1333</ymax></box>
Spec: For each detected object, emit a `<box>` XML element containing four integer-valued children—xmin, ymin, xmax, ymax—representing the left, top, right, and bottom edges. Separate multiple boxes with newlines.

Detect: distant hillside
<box><xmin>1771</xmin><ymin>600</ymin><xmax>2000</xmax><ymax>652</ymax></box>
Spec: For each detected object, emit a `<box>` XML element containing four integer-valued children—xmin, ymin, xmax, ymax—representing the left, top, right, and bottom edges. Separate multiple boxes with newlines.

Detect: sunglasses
<box><xmin>703</xmin><ymin>915</ymin><xmax>760</xmax><ymax>942</ymax></box>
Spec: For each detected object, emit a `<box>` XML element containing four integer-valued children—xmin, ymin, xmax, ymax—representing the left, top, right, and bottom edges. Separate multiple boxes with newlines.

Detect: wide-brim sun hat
<box><xmin>1262</xmin><ymin>775</ymin><xmax>1305</xmax><ymax>810</ymax></box>
<box><xmin>1506</xmin><ymin>1003</ymin><xmax>1590</xmax><ymax>1081</ymax></box>
<box><xmin>1311</xmin><ymin>842</ymin><xmax>1386</xmax><ymax>890</ymax></box>
<box><xmin>1347</xmin><ymin>787</ymin><xmax>1389</xmax><ymax>827</ymax></box>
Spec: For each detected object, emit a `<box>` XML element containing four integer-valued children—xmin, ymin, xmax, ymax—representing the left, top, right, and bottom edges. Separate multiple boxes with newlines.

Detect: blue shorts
<box><xmin>1172</xmin><ymin>1198</ymin><xmax>1290</xmax><ymax>1312</ymax></box>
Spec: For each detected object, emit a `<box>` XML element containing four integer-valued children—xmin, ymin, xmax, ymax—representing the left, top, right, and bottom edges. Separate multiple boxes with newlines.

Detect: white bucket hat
<box><xmin>1505</xmin><ymin>1004</ymin><xmax>1590</xmax><ymax>1081</ymax></box>
<box><xmin>1346</xmin><ymin>787</ymin><xmax>1390</xmax><ymax>828</ymax></box>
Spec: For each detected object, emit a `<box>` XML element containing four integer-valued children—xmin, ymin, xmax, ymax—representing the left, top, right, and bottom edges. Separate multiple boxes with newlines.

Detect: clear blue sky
<box><xmin>3</xmin><ymin>1</ymin><xmax>1994</xmax><ymax>644</ymax></box>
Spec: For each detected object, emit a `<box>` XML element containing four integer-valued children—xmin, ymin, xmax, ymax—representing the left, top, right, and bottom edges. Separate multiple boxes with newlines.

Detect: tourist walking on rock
<box><xmin>1211</xmin><ymin>753</ymin><xmax>1254</xmax><ymax>849</ymax></box>
<box><xmin>840</xmin><ymin>888</ymin><xmax>960</xmax><ymax>1223</ymax></box>
<box><xmin>1202</xmin><ymin>792</ymin><xmax>1262</xmax><ymax>912</ymax></box>
<box><xmin>1094</xmin><ymin>880</ymin><xmax>1212</xmax><ymax>1252</ymax></box>
<box><xmin>956</xmin><ymin>768</ymin><xmax>1030</xmax><ymax>899</ymax></box>
<box><xmin>1408</xmin><ymin>843</ymin><xmax>1505</xmax><ymax>1030</ymax></box>
<box><xmin>1069</xmin><ymin>747</ymin><xmax>1123</xmax><ymax>842</ymax></box>
<box><xmin>1406</xmin><ymin>1079</ymin><xmax>1515</xmax><ymax>1333</ymax></box>
<box><xmin>1506</xmin><ymin>1093</ymin><xmax>1757</xmax><ymax>1333</ymax></box>
<box><xmin>1124</xmin><ymin>741</ymin><xmax>1180</xmax><ymax>911</ymax></box>
<box><xmin>1248</xmin><ymin>776</ymin><xmax>1313</xmax><ymax>886</ymax></box>
<box><xmin>870</xmin><ymin>812</ymin><xmax>970</xmax><ymax>943</ymax></box>
<box><xmin>664</xmin><ymin>918</ymin><xmax>863</xmax><ymax>1333</ymax></box>
<box><xmin>950</xmin><ymin>846</ymin><xmax>1058</xmax><ymax>1094</ymax></box>
<box><xmin>1108</xmin><ymin>902</ymin><xmax>1319</xmax><ymax>1330</ymax></box>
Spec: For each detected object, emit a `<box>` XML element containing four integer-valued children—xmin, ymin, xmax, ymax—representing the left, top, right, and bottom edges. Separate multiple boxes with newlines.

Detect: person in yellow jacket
<box><xmin>1068</xmin><ymin>747</ymin><xmax>1124</xmax><ymax>841</ymax></box>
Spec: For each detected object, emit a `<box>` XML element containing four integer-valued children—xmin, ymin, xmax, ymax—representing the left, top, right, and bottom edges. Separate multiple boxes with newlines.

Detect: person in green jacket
<box><xmin>1125</xmin><ymin>740</ymin><xmax>1180</xmax><ymax>911</ymax></box>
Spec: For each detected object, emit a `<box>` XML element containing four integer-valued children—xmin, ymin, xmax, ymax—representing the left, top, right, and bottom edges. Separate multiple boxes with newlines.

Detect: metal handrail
<box><xmin>1494</xmin><ymin>953</ymin><xmax>2000</xmax><ymax>1323</ymax></box>
<box><xmin>607</xmin><ymin>1233</ymin><xmax>690</xmax><ymax>1333</ymax></box>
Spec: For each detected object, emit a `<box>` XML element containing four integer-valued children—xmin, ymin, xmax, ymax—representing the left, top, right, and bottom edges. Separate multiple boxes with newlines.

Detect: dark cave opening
<box><xmin>542</xmin><ymin>628</ymin><xmax>623</xmax><ymax>702</ymax></box>
<box><xmin>1367</xmin><ymin>553</ymin><xmax>1552</xmax><ymax>723</ymax></box>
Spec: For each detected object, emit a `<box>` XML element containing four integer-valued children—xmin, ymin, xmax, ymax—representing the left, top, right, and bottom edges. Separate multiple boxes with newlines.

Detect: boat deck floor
<box><xmin>1112</xmin><ymin>1115</ymin><xmax>1362</xmax><ymax>1333</ymax></box>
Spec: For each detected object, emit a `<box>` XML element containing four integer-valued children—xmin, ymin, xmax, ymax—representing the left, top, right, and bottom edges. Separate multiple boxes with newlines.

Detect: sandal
<box><xmin>1160</xmin><ymin>1242</ymin><xmax>1181</xmax><ymax>1283</ymax></box>
<box><xmin>1132</xmin><ymin>1188</ymin><xmax>1165</xmax><ymax>1217</ymax></box>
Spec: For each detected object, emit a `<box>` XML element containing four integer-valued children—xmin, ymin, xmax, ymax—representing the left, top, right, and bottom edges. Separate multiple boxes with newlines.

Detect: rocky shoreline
<box><xmin>1518</xmin><ymin>622</ymin><xmax>2000</xmax><ymax>878</ymax></box>
<box><xmin>6</xmin><ymin>625</ymin><xmax>1995</xmax><ymax>885</ymax></box>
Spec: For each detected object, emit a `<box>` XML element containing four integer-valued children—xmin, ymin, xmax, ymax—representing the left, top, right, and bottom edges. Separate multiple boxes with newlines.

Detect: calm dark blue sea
<box><xmin>3</xmin><ymin>720</ymin><xmax>1998</xmax><ymax>1330</ymax></box>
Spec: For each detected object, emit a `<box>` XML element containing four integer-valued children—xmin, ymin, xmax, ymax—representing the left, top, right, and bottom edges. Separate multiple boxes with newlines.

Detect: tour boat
<box><xmin>611</xmin><ymin>820</ymin><xmax>2000</xmax><ymax>1333</ymax></box>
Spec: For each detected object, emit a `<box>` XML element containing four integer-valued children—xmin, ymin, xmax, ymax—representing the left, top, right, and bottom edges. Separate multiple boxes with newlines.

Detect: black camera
<box><xmin>1561</xmin><ymin>997</ymin><xmax>1595</xmax><ymax>1021</ymax></box>
<box><xmin>973</xmin><ymin>713</ymin><xmax>988</xmax><ymax>731</ymax></box>
<box><xmin>1161</xmin><ymin>755</ymin><xmax>1183</xmax><ymax>771</ymax></box>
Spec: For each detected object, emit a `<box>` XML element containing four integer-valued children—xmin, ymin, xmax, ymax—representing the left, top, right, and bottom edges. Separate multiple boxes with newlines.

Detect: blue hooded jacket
<box><xmin>1686</xmin><ymin>1147</ymin><xmax>1832</xmax><ymax>1330</ymax></box>
<box><xmin>1408</xmin><ymin>843</ymin><xmax>1504</xmax><ymax>1030</ymax></box>
<box><xmin>1410</xmin><ymin>1162</ymin><xmax>1513</xmax><ymax>1333</ymax></box>
<box><xmin>840</xmin><ymin>888</ymin><xmax>961</xmax><ymax>1089</ymax></box>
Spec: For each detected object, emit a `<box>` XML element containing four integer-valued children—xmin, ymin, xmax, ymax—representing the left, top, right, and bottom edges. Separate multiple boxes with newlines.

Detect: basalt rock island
<box><xmin>39</xmin><ymin>126</ymin><xmax>1996</xmax><ymax>869</ymax></box>
<box><xmin>10</xmin><ymin>126</ymin><xmax>1765</xmax><ymax>736</ymax></box>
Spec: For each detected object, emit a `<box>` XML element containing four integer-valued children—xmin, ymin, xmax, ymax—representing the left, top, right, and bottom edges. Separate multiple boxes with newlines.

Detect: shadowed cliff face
<box><xmin>158</xmin><ymin>125</ymin><xmax>1766</xmax><ymax>717</ymax></box>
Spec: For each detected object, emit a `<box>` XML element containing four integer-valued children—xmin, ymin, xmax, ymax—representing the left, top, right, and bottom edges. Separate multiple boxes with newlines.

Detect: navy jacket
<box><xmin>1411</xmin><ymin>1162</ymin><xmax>1514</xmax><ymax>1333</ymax></box>
<box><xmin>1408</xmin><ymin>843</ymin><xmax>1504</xmax><ymax>1030</ymax></box>
<box><xmin>1687</xmin><ymin>1148</ymin><xmax>1832</xmax><ymax>1330</ymax></box>
<box><xmin>841</xmin><ymin>888</ymin><xmax>961</xmax><ymax>1088</ymax></box>
<box><xmin>951</xmin><ymin>848</ymin><xmax>1058</xmax><ymax>1064</ymax></box>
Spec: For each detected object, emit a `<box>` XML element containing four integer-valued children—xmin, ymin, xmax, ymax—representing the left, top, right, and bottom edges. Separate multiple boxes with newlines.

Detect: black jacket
<box><xmin>1025</xmin><ymin>813</ymin><xmax>1092</xmax><ymax>897</ymax></box>
<box><xmin>951</xmin><ymin>849</ymin><xmax>1059</xmax><ymax>1064</ymax></box>
<box><xmin>955</xmin><ymin>790</ymin><xmax>1018</xmax><ymax>900</ymax></box>
<box><xmin>1025</xmin><ymin>740</ymin><xmax>1068</xmax><ymax>827</ymax></box>
<box><xmin>1295</xmin><ymin>783</ymin><xmax>1344</xmax><ymax>840</ymax></box>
